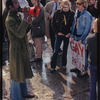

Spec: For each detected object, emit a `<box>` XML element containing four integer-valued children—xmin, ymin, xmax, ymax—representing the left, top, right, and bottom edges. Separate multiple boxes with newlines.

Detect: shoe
<box><xmin>77</xmin><ymin>71</ymin><xmax>89</xmax><ymax>78</ymax></box>
<box><xmin>61</xmin><ymin>66</ymin><xmax>67</xmax><ymax>71</ymax></box>
<box><xmin>33</xmin><ymin>58</ymin><xmax>42</xmax><ymax>62</ymax></box>
<box><xmin>70</xmin><ymin>68</ymin><xmax>80</xmax><ymax>73</ymax></box>
<box><xmin>30</xmin><ymin>58</ymin><xmax>34</xmax><ymax>62</ymax></box>
<box><xmin>50</xmin><ymin>68</ymin><xmax>56</xmax><ymax>73</ymax></box>
<box><xmin>23</xmin><ymin>94</ymin><xmax>37</xmax><ymax>98</ymax></box>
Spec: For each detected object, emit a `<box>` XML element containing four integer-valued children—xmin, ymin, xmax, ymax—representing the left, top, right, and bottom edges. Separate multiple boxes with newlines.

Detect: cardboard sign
<box><xmin>69</xmin><ymin>39</ymin><xmax>85</xmax><ymax>72</ymax></box>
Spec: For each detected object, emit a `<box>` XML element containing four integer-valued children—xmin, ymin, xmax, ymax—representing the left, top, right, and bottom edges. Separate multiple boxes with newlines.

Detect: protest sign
<box><xmin>70</xmin><ymin>39</ymin><xmax>85</xmax><ymax>72</ymax></box>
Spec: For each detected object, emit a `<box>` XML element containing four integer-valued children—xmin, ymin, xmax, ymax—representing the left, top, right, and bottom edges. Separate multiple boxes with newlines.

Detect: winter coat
<box><xmin>5</xmin><ymin>11</ymin><xmax>33</xmax><ymax>83</ymax></box>
<box><xmin>31</xmin><ymin>4</ymin><xmax>45</xmax><ymax>38</ymax></box>
<box><xmin>52</xmin><ymin>10</ymin><xmax>75</xmax><ymax>35</ymax></box>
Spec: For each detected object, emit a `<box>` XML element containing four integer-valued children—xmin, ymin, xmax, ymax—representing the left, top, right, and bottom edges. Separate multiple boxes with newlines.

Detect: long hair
<box><xmin>76</xmin><ymin>0</ymin><xmax>88</xmax><ymax>8</ymax></box>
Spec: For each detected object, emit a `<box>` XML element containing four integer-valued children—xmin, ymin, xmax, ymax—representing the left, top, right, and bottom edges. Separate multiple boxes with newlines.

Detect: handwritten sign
<box><xmin>70</xmin><ymin>39</ymin><xmax>85</xmax><ymax>72</ymax></box>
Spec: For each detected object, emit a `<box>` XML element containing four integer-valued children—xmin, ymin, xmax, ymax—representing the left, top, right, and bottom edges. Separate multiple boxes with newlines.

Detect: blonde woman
<box><xmin>50</xmin><ymin>0</ymin><xmax>74</xmax><ymax>72</ymax></box>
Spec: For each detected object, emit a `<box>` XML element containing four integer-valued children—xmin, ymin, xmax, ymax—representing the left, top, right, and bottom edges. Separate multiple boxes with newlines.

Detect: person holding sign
<box><xmin>50</xmin><ymin>0</ymin><xmax>74</xmax><ymax>72</ymax></box>
<box><xmin>70</xmin><ymin>0</ymin><xmax>92</xmax><ymax>76</ymax></box>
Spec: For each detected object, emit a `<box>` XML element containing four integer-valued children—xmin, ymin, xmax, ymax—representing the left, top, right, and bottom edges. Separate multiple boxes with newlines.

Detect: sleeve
<box><xmin>32</xmin><ymin>7</ymin><xmax>44</xmax><ymax>25</ymax></box>
<box><xmin>52</xmin><ymin>11</ymin><xmax>59</xmax><ymax>34</ymax></box>
<box><xmin>7</xmin><ymin>19</ymin><xmax>29</xmax><ymax>38</ymax></box>
<box><xmin>44</xmin><ymin>3</ymin><xmax>51</xmax><ymax>18</ymax></box>
<box><xmin>69</xmin><ymin>12</ymin><xmax>75</xmax><ymax>33</ymax></box>
<box><xmin>80</xmin><ymin>15</ymin><xmax>92</xmax><ymax>41</ymax></box>
<box><xmin>70</xmin><ymin>18</ymin><xmax>75</xmax><ymax>38</ymax></box>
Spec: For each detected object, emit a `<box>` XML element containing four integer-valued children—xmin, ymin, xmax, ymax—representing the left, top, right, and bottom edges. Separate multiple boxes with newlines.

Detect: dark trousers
<box><xmin>51</xmin><ymin>35</ymin><xmax>69</xmax><ymax>68</ymax></box>
<box><xmin>49</xmin><ymin>21</ymin><xmax>56</xmax><ymax>51</ymax></box>
<box><xmin>89</xmin><ymin>65</ymin><xmax>97</xmax><ymax>100</ymax></box>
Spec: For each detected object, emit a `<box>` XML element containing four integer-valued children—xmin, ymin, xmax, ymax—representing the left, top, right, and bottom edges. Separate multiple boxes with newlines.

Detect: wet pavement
<box><xmin>2</xmin><ymin>38</ymin><xmax>90</xmax><ymax>100</ymax></box>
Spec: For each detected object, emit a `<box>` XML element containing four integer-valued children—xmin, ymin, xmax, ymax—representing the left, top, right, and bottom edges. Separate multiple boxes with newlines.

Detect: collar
<box><xmin>80</xmin><ymin>9</ymin><xmax>86</xmax><ymax>15</ymax></box>
<box><xmin>9</xmin><ymin>10</ymin><xmax>18</xmax><ymax>16</ymax></box>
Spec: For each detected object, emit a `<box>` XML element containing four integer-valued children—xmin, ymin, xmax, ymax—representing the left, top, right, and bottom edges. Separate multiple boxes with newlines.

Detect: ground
<box><xmin>2</xmin><ymin>38</ymin><xmax>90</xmax><ymax>100</ymax></box>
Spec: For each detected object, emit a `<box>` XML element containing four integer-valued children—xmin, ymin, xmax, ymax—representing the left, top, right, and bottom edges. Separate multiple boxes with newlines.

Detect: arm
<box><xmin>80</xmin><ymin>15</ymin><xmax>92</xmax><ymax>41</ymax></box>
<box><xmin>32</xmin><ymin>7</ymin><xmax>44</xmax><ymax>25</ymax></box>
<box><xmin>44</xmin><ymin>3</ymin><xmax>51</xmax><ymax>19</ymax></box>
<box><xmin>7</xmin><ymin>19</ymin><xmax>29</xmax><ymax>38</ymax></box>
<box><xmin>52</xmin><ymin>11</ymin><xmax>60</xmax><ymax>34</ymax></box>
<box><xmin>70</xmin><ymin>18</ymin><xmax>75</xmax><ymax>38</ymax></box>
<box><xmin>68</xmin><ymin>11</ymin><xmax>75</xmax><ymax>34</ymax></box>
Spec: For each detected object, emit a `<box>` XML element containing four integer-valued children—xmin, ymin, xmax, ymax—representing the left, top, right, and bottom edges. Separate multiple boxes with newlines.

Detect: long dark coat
<box><xmin>5</xmin><ymin>11</ymin><xmax>33</xmax><ymax>83</ymax></box>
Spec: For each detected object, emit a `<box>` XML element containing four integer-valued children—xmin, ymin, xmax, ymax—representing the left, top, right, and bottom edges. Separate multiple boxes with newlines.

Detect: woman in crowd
<box><xmin>50</xmin><ymin>0</ymin><xmax>74</xmax><ymax>72</ymax></box>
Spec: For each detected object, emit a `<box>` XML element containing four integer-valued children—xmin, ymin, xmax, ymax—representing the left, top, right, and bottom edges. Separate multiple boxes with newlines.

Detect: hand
<box><xmin>90</xmin><ymin>30</ymin><xmax>93</xmax><ymax>34</ymax></box>
<box><xmin>78</xmin><ymin>40</ymin><xmax>82</xmax><ymax>45</ymax></box>
<box><xmin>49</xmin><ymin>16</ymin><xmax>52</xmax><ymax>20</ymax></box>
<box><xmin>71</xmin><ymin>38</ymin><xmax>74</xmax><ymax>43</ymax></box>
<box><xmin>65</xmin><ymin>33</ymin><xmax>70</xmax><ymax>38</ymax></box>
<box><xmin>23</xmin><ymin>7</ymin><xmax>29</xmax><ymax>20</ymax></box>
<box><xmin>27</xmin><ymin>16</ymin><xmax>33</xmax><ymax>24</ymax></box>
<box><xmin>58</xmin><ymin>32</ymin><xmax>64</xmax><ymax>36</ymax></box>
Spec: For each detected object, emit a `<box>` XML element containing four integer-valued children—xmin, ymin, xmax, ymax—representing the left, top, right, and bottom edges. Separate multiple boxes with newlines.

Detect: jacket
<box><xmin>44</xmin><ymin>1</ymin><xmax>61</xmax><ymax>36</ymax></box>
<box><xmin>31</xmin><ymin>4</ymin><xmax>45</xmax><ymax>38</ymax></box>
<box><xmin>52</xmin><ymin>10</ymin><xmax>74</xmax><ymax>35</ymax></box>
<box><xmin>86</xmin><ymin>33</ymin><xmax>97</xmax><ymax>66</ymax></box>
<box><xmin>5</xmin><ymin>11</ymin><xmax>33</xmax><ymax>83</ymax></box>
<box><xmin>71</xmin><ymin>9</ymin><xmax>92</xmax><ymax>42</ymax></box>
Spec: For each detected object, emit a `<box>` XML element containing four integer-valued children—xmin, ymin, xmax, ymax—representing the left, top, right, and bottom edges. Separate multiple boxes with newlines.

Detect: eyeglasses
<box><xmin>76</xmin><ymin>3</ymin><xmax>82</xmax><ymax>6</ymax></box>
<box><xmin>63</xmin><ymin>5</ymin><xmax>69</xmax><ymax>8</ymax></box>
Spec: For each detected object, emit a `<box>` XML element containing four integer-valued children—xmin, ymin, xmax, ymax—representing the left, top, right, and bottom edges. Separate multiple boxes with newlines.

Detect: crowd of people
<box><xmin>2</xmin><ymin>0</ymin><xmax>98</xmax><ymax>100</ymax></box>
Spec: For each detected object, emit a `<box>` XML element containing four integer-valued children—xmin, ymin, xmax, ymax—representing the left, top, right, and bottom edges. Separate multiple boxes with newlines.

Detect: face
<box><xmin>31</xmin><ymin>0</ymin><xmax>37</xmax><ymax>4</ymax></box>
<box><xmin>90</xmin><ymin>0</ymin><xmax>95</xmax><ymax>4</ymax></box>
<box><xmin>62</xmin><ymin>5</ymin><xmax>69</xmax><ymax>12</ymax></box>
<box><xmin>54</xmin><ymin>0</ymin><xmax>58</xmax><ymax>3</ymax></box>
<box><xmin>12</xmin><ymin>0</ymin><xmax>20</xmax><ymax>12</ymax></box>
<box><xmin>76</xmin><ymin>2</ymin><xmax>84</xmax><ymax>11</ymax></box>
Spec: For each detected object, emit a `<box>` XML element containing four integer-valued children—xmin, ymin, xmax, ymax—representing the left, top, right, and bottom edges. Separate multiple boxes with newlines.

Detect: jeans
<box><xmin>89</xmin><ymin>65</ymin><xmax>97</xmax><ymax>100</ymax></box>
<box><xmin>10</xmin><ymin>80</ymin><xmax>27</xmax><ymax>100</ymax></box>
<box><xmin>51</xmin><ymin>35</ymin><xmax>69</xmax><ymax>68</ymax></box>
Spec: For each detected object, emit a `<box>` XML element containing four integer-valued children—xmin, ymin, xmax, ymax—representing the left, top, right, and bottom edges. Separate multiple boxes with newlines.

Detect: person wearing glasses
<box><xmin>50</xmin><ymin>0</ymin><xmax>74</xmax><ymax>72</ymax></box>
<box><xmin>70</xmin><ymin>0</ymin><xmax>92</xmax><ymax>76</ymax></box>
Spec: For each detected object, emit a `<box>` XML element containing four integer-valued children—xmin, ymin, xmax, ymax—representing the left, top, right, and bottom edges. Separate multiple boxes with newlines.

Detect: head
<box><xmin>60</xmin><ymin>0</ymin><xmax>71</xmax><ymax>12</ymax></box>
<box><xmin>54</xmin><ymin>0</ymin><xmax>58</xmax><ymax>3</ymax></box>
<box><xmin>93</xmin><ymin>18</ymin><xmax>98</xmax><ymax>33</ymax></box>
<box><xmin>6</xmin><ymin>0</ymin><xmax>20</xmax><ymax>12</ymax></box>
<box><xmin>31</xmin><ymin>0</ymin><xmax>40</xmax><ymax>5</ymax></box>
<box><xmin>76</xmin><ymin>0</ymin><xmax>88</xmax><ymax>11</ymax></box>
<box><xmin>90</xmin><ymin>0</ymin><xmax>95</xmax><ymax>5</ymax></box>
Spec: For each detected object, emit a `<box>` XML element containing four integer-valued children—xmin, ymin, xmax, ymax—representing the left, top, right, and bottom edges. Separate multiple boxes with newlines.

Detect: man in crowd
<box><xmin>44</xmin><ymin>0</ymin><xmax>61</xmax><ymax>52</ymax></box>
<box><xmin>87</xmin><ymin>0</ymin><xmax>98</xmax><ymax>33</ymax></box>
<box><xmin>31</xmin><ymin>0</ymin><xmax>45</xmax><ymax>62</ymax></box>
<box><xmin>5</xmin><ymin>0</ymin><xmax>37</xmax><ymax>99</ymax></box>
<box><xmin>70</xmin><ymin>0</ymin><xmax>92</xmax><ymax>76</ymax></box>
<box><xmin>86</xmin><ymin>18</ymin><xmax>98</xmax><ymax>100</ymax></box>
